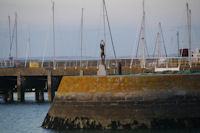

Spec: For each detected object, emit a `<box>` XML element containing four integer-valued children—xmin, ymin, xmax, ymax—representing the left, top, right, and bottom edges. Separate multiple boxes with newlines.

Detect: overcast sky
<box><xmin>0</xmin><ymin>0</ymin><xmax>199</xmax><ymax>59</ymax></box>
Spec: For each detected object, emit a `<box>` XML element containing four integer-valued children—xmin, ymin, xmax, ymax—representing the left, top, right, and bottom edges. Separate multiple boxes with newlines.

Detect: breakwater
<box><xmin>42</xmin><ymin>74</ymin><xmax>200</xmax><ymax>129</ymax></box>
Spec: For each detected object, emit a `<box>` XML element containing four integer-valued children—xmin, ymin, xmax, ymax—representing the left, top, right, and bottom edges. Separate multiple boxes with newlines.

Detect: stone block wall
<box><xmin>42</xmin><ymin>74</ymin><xmax>200</xmax><ymax>129</ymax></box>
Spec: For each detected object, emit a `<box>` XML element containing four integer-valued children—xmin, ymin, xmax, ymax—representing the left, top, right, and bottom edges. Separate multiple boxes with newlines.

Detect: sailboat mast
<box><xmin>8</xmin><ymin>16</ymin><xmax>12</xmax><ymax>58</ymax></box>
<box><xmin>28</xmin><ymin>29</ymin><xmax>31</xmax><ymax>61</ymax></box>
<box><xmin>103</xmin><ymin>0</ymin><xmax>106</xmax><ymax>56</ymax></box>
<box><xmin>80</xmin><ymin>8</ymin><xmax>84</xmax><ymax>68</ymax></box>
<box><xmin>177</xmin><ymin>31</ymin><xmax>180</xmax><ymax>57</ymax></box>
<box><xmin>186</xmin><ymin>3</ymin><xmax>192</xmax><ymax>67</ymax></box>
<box><xmin>25</xmin><ymin>30</ymin><xmax>31</xmax><ymax>68</ymax></box>
<box><xmin>141</xmin><ymin>0</ymin><xmax>146</xmax><ymax>68</ymax></box>
<box><xmin>15</xmin><ymin>12</ymin><xmax>18</xmax><ymax>60</ymax></box>
<box><xmin>52</xmin><ymin>1</ymin><xmax>56</xmax><ymax>69</ymax></box>
<box><xmin>103</xmin><ymin>0</ymin><xmax>117</xmax><ymax>62</ymax></box>
<box><xmin>157</xmin><ymin>23</ymin><xmax>161</xmax><ymax>58</ymax></box>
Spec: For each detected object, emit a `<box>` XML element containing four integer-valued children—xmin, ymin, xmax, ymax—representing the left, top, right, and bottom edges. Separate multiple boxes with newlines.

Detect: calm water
<box><xmin>0</xmin><ymin>93</ymin><xmax>200</xmax><ymax>133</ymax></box>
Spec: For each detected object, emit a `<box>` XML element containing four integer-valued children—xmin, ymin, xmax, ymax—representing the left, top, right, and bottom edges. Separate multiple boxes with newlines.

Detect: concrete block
<box><xmin>97</xmin><ymin>65</ymin><xmax>108</xmax><ymax>76</ymax></box>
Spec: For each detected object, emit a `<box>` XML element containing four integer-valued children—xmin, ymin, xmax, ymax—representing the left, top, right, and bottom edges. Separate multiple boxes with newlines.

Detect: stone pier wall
<box><xmin>42</xmin><ymin>74</ymin><xmax>200</xmax><ymax>129</ymax></box>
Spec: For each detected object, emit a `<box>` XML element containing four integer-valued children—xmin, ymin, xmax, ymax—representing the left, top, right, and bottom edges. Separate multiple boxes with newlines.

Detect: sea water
<box><xmin>0</xmin><ymin>93</ymin><xmax>199</xmax><ymax>133</ymax></box>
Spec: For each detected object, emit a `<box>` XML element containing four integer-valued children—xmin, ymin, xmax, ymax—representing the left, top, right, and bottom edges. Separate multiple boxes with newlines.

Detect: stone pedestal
<box><xmin>97</xmin><ymin>64</ymin><xmax>108</xmax><ymax>76</ymax></box>
<box><xmin>80</xmin><ymin>70</ymin><xmax>84</xmax><ymax>76</ymax></box>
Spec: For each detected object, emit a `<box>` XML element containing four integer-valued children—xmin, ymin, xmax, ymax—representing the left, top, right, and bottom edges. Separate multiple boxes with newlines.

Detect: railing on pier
<box><xmin>0</xmin><ymin>57</ymin><xmax>200</xmax><ymax>70</ymax></box>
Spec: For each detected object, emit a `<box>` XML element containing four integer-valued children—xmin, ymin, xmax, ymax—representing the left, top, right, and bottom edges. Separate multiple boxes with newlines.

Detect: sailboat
<box><xmin>155</xmin><ymin>2</ymin><xmax>192</xmax><ymax>72</ymax></box>
<box><xmin>130</xmin><ymin>1</ymin><xmax>195</xmax><ymax>72</ymax></box>
<box><xmin>154</xmin><ymin>23</ymin><xmax>180</xmax><ymax>72</ymax></box>
<box><xmin>7</xmin><ymin>13</ymin><xmax>20</xmax><ymax>67</ymax></box>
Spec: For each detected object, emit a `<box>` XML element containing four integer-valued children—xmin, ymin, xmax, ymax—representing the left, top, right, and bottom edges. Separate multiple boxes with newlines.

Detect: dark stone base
<box><xmin>42</xmin><ymin>113</ymin><xmax>200</xmax><ymax>129</ymax></box>
<box><xmin>42</xmin><ymin>114</ymin><xmax>102</xmax><ymax>129</ymax></box>
<box><xmin>42</xmin><ymin>91</ymin><xmax>200</xmax><ymax>130</ymax></box>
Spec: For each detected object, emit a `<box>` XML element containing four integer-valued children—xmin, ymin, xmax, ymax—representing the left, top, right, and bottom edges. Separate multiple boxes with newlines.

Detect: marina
<box><xmin>0</xmin><ymin>0</ymin><xmax>200</xmax><ymax>131</ymax></box>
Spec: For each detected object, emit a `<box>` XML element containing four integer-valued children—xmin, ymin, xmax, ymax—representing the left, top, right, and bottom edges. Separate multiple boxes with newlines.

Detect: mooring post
<box><xmin>47</xmin><ymin>70</ymin><xmax>52</xmax><ymax>102</ymax></box>
<box><xmin>118</xmin><ymin>62</ymin><xmax>122</xmax><ymax>75</ymax></box>
<box><xmin>35</xmin><ymin>90</ymin><xmax>39</xmax><ymax>102</ymax></box>
<box><xmin>39</xmin><ymin>90</ymin><xmax>44</xmax><ymax>102</ymax></box>
<box><xmin>51</xmin><ymin>77</ymin><xmax>55</xmax><ymax>101</ymax></box>
<box><xmin>8</xmin><ymin>89</ymin><xmax>13</xmax><ymax>102</ymax></box>
<box><xmin>17</xmin><ymin>72</ymin><xmax>24</xmax><ymax>102</ymax></box>
<box><xmin>3</xmin><ymin>90</ymin><xmax>8</xmax><ymax>102</ymax></box>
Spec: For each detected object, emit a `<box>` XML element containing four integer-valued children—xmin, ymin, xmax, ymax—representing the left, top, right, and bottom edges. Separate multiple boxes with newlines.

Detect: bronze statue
<box><xmin>100</xmin><ymin>40</ymin><xmax>105</xmax><ymax>65</ymax></box>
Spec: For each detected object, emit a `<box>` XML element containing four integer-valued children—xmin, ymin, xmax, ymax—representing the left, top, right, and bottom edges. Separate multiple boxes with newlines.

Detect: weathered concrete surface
<box><xmin>42</xmin><ymin>74</ymin><xmax>200</xmax><ymax>129</ymax></box>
